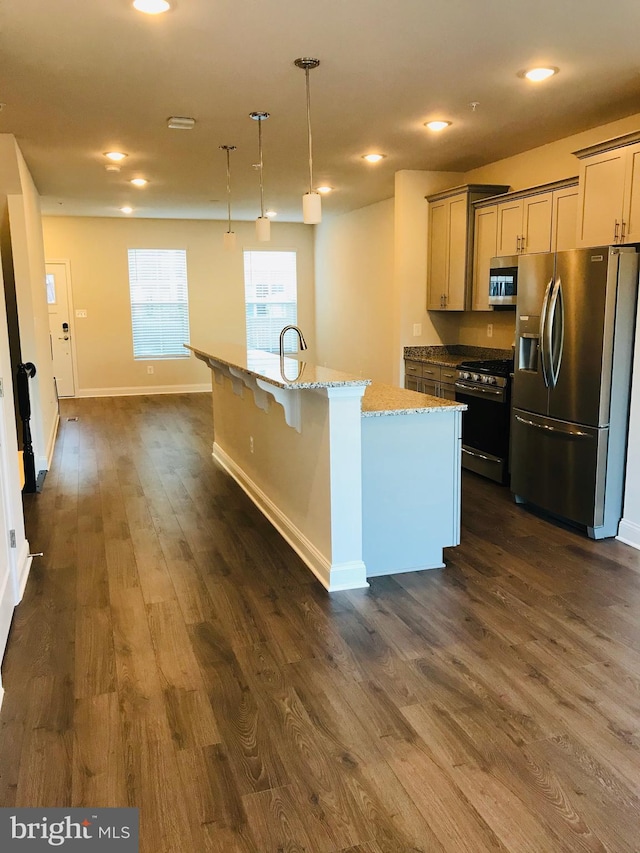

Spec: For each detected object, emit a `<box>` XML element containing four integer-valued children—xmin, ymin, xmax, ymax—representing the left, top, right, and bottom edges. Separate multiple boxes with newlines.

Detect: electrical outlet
<box><xmin>487</xmin><ymin>323</ymin><xmax>493</xmax><ymax>338</ymax></box>
<box><xmin>147</xmin><ymin>365</ymin><xmax>154</xmax><ymax>374</ymax></box>
<box><xmin>413</xmin><ymin>323</ymin><xmax>422</xmax><ymax>337</ymax></box>
<box><xmin>249</xmin><ymin>436</ymin><xmax>254</xmax><ymax>454</ymax></box>
<box><xmin>75</xmin><ymin>309</ymin><xmax>87</xmax><ymax>318</ymax></box>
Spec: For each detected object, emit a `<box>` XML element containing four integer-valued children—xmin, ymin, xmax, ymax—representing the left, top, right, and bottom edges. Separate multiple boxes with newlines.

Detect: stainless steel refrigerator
<box><xmin>511</xmin><ymin>246</ymin><xmax>639</xmax><ymax>539</ymax></box>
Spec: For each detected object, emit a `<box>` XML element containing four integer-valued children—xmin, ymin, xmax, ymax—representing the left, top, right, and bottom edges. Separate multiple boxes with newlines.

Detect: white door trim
<box><xmin>45</xmin><ymin>258</ymin><xmax>78</xmax><ymax>398</ymax></box>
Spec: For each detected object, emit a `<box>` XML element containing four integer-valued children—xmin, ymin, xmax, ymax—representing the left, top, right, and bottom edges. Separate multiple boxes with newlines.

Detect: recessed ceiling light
<box><xmin>265</xmin><ymin>210</ymin><xmax>278</xmax><ymax>218</ymax></box>
<box><xmin>120</xmin><ymin>206</ymin><xmax>133</xmax><ymax>214</ymax></box>
<box><xmin>130</xmin><ymin>178</ymin><xmax>148</xmax><ymax>187</ymax></box>
<box><xmin>133</xmin><ymin>0</ymin><xmax>171</xmax><ymax>13</ymax></box>
<box><xmin>425</xmin><ymin>120</ymin><xmax>452</xmax><ymax>132</ymax></box>
<box><xmin>105</xmin><ymin>165</ymin><xmax>121</xmax><ymax>173</ymax></box>
<box><xmin>523</xmin><ymin>67</ymin><xmax>558</xmax><ymax>82</ymax></box>
<box><xmin>167</xmin><ymin>116</ymin><xmax>196</xmax><ymax>130</ymax></box>
<box><xmin>362</xmin><ymin>154</ymin><xmax>386</xmax><ymax>163</ymax></box>
<box><xmin>104</xmin><ymin>151</ymin><xmax>127</xmax><ymax>161</ymax></box>
<box><xmin>316</xmin><ymin>186</ymin><xmax>333</xmax><ymax>194</ymax></box>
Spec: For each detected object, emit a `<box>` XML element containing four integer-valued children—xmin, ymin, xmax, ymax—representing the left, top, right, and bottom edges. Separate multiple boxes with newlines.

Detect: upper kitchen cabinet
<box><xmin>472</xmin><ymin>179</ymin><xmax>578</xmax><ymax>311</ymax></box>
<box><xmin>426</xmin><ymin>184</ymin><xmax>509</xmax><ymax>311</ymax></box>
<box><xmin>574</xmin><ymin>131</ymin><xmax>640</xmax><ymax>247</ymax></box>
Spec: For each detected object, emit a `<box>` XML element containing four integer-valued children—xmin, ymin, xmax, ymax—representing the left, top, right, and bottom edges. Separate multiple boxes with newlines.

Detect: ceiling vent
<box><xmin>167</xmin><ymin>116</ymin><xmax>196</xmax><ymax>130</ymax></box>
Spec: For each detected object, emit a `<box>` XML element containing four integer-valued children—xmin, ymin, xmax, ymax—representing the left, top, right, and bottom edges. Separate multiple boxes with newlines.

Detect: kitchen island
<box><xmin>188</xmin><ymin>343</ymin><xmax>465</xmax><ymax>591</ymax></box>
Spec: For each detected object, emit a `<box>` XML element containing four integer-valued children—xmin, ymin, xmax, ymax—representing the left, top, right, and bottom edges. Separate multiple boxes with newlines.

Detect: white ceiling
<box><xmin>2</xmin><ymin>0</ymin><xmax>640</xmax><ymax>222</ymax></box>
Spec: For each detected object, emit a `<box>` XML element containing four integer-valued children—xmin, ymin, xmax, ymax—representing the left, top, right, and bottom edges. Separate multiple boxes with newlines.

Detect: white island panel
<box><xmin>362</xmin><ymin>408</ymin><xmax>462</xmax><ymax>576</ymax></box>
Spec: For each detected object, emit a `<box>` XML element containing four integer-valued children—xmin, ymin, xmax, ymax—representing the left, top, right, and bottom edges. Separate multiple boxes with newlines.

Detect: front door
<box><xmin>45</xmin><ymin>261</ymin><xmax>75</xmax><ymax>397</ymax></box>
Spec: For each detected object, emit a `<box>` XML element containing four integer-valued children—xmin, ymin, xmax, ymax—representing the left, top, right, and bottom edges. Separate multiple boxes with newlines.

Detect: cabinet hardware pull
<box><xmin>516</xmin><ymin>235</ymin><xmax>521</xmax><ymax>252</ymax></box>
<box><xmin>621</xmin><ymin>220</ymin><xmax>627</xmax><ymax>241</ymax></box>
<box><xmin>614</xmin><ymin>219</ymin><xmax>620</xmax><ymax>242</ymax></box>
<box><xmin>520</xmin><ymin>234</ymin><xmax>525</xmax><ymax>253</ymax></box>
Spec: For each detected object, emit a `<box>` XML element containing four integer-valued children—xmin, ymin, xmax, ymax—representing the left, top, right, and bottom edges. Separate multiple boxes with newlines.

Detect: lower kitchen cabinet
<box><xmin>404</xmin><ymin>360</ymin><xmax>458</xmax><ymax>400</ymax></box>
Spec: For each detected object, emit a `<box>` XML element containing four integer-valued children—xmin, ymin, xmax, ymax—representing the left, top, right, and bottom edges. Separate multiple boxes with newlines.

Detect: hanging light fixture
<box><xmin>219</xmin><ymin>145</ymin><xmax>237</xmax><ymax>250</ymax></box>
<box><xmin>294</xmin><ymin>57</ymin><xmax>321</xmax><ymax>225</ymax></box>
<box><xmin>250</xmin><ymin>112</ymin><xmax>271</xmax><ymax>242</ymax></box>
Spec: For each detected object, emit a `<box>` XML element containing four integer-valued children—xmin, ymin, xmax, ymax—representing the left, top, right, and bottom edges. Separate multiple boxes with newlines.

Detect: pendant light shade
<box><xmin>219</xmin><ymin>144</ymin><xmax>237</xmax><ymax>251</ymax></box>
<box><xmin>295</xmin><ymin>57</ymin><xmax>322</xmax><ymax>225</ymax></box>
<box><xmin>256</xmin><ymin>216</ymin><xmax>271</xmax><ymax>242</ymax></box>
<box><xmin>250</xmin><ymin>111</ymin><xmax>271</xmax><ymax>242</ymax></box>
<box><xmin>303</xmin><ymin>191</ymin><xmax>322</xmax><ymax>225</ymax></box>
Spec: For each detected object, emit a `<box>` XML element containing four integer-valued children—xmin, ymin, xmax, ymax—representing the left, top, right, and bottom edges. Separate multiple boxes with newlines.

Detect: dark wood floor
<box><xmin>1</xmin><ymin>393</ymin><xmax>640</xmax><ymax>851</ymax></box>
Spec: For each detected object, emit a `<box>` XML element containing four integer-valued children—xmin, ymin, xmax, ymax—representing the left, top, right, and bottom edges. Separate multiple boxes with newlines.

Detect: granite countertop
<box><xmin>404</xmin><ymin>345</ymin><xmax>513</xmax><ymax>367</ymax></box>
<box><xmin>187</xmin><ymin>343</ymin><xmax>371</xmax><ymax>391</ymax></box>
<box><xmin>362</xmin><ymin>382</ymin><xmax>466</xmax><ymax>417</ymax></box>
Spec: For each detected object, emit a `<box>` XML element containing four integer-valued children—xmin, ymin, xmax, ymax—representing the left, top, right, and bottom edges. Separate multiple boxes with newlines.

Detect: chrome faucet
<box><xmin>279</xmin><ymin>325</ymin><xmax>308</xmax><ymax>358</ymax></box>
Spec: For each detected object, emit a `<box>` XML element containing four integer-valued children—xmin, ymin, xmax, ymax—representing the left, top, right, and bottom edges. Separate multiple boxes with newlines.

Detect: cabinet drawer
<box><xmin>404</xmin><ymin>360</ymin><xmax>423</xmax><ymax>378</ymax></box>
<box><xmin>440</xmin><ymin>367</ymin><xmax>458</xmax><ymax>384</ymax></box>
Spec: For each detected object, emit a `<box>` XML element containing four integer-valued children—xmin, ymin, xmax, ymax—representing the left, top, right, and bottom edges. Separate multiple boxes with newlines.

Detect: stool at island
<box><xmin>188</xmin><ymin>344</ymin><xmax>465</xmax><ymax>592</ymax></box>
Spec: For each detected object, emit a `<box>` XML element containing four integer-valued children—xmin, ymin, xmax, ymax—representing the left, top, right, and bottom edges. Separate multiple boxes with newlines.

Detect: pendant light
<box><xmin>294</xmin><ymin>57</ymin><xmax>321</xmax><ymax>224</ymax></box>
<box><xmin>219</xmin><ymin>145</ymin><xmax>237</xmax><ymax>250</ymax></box>
<box><xmin>250</xmin><ymin>112</ymin><xmax>271</xmax><ymax>242</ymax></box>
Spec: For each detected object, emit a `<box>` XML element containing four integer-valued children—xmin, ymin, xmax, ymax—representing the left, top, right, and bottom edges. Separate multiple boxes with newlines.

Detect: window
<box><xmin>244</xmin><ymin>250</ymin><xmax>297</xmax><ymax>353</ymax></box>
<box><xmin>128</xmin><ymin>248</ymin><xmax>190</xmax><ymax>359</ymax></box>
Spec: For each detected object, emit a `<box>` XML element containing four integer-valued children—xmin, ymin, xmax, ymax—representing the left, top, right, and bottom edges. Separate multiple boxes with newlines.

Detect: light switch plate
<box><xmin>75</xmin><ymin>309</ymin><xmax>87</xmax><ymax>318</ymax></box>
<box><xmin>413</xmin><ymin>323</ymin><xmax>422</xmax><ymax>337</ymax></box>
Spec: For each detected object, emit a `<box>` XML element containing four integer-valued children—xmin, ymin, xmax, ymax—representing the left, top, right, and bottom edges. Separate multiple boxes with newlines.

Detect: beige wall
<box><xmin>42</xmin><ymin>217</ymin><xmax>315</xmax><ymax>394</ymax></box>
<box><xmin>464</xmin><ymin>112</ymin><xmax>640</xmax><ymax>190</ymax></box>
<box><xmin>315</xmin><ymin>198</ymin><xmax>395</xmax><ymax>383</ymax></box>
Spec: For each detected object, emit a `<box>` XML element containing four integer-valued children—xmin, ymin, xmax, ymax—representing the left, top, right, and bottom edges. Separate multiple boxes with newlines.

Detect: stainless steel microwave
<box><xmin>489</xmin><ymin>255</ymin><xmax>518</xmax><ymax>307</ymax></box>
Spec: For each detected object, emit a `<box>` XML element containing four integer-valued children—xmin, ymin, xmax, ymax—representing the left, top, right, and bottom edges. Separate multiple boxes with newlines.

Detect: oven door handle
<box><xmin>461</xmin><ymin>447</ymin><xmax>501</xmax><ymax>463</ymax></box>
<box><xmin>454</xmin><ymin>381</ymin><xmax>505</xmax><ymax>398</ymax></box>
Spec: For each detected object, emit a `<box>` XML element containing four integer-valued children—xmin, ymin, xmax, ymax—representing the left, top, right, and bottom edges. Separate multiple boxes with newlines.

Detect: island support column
<box><xmin>314</xmin><ymin>385</ymin><xmax>368</xmax><ymax>590</ymax></box>
<box><xmin>209</xmin><ymin>369</ymin><xmax>369</xmax><ymax>591</ymax></box>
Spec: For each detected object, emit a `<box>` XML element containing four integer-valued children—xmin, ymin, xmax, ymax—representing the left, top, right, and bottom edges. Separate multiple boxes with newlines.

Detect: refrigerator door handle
<box><xmin>548</xmin><ymin>277</ymin><xmax>565</xmax><ymax>388</ymax></box>
<box><xmin>539</xmin><ymin>277</ymin><xmax>554</xmax><ymax>388</ymax></box>
<box><xmin>514</xmin><ymin>414</ymin><xmax>590</xmax><ymax>438</ymax></box>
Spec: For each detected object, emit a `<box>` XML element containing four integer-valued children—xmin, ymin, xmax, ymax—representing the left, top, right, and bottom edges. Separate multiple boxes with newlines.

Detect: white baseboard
<box><xmin>15</xmin><ymin>540</ymin><xmax>33</xmax><ymax>602</ymax></box>
<box><xmin>212</xmin><ymin>443</ymin><xmax>368</xmax><ymax>592</ymax></box>
<box><xmin>77</xmin><ymin>383</ymin><xmax>211</xmax><ymax>398</ymax></box>
<box><xmin>0</xmin><ymin>682</ymin><xmax>4</xmax><ymax>712</ymax></box>
<box><xmin>617</xmin><ymin>518</ymin><xmax>640</xmax><ymax>550</ymax></box>
<box><xmin>43</xmin><ymin>409</ymin><xmax>60</xmax><ymax>470</ymax></box>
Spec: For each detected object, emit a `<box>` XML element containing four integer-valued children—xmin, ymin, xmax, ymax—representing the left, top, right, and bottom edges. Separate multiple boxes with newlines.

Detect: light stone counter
<box><xmin>187</xmin><ymin>343</ymin><xmax>370</xmax><ymax>390</ymax></box>
<box><xmin>362</xmin><ymin>382</ymin><xmax>466</xmax><ymax>417</ymax></box>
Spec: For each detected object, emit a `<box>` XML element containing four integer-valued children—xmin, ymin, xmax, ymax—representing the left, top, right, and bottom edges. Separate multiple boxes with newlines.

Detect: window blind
<box><xmin>244</xmin><ymin>250</ymin><xmax>297</xmax><ymax>353</ymax></box>
<box><xmin>128</xmin><ymin>248</ymin><xmax>190</xmax><ymax>359</ymax></box>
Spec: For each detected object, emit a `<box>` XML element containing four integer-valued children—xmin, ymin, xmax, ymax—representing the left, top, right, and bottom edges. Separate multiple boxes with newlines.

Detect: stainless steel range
<box><xmin>455</xmin><ymin>358</ymin><xmax>514</xmax><ymax>484</ymax></box>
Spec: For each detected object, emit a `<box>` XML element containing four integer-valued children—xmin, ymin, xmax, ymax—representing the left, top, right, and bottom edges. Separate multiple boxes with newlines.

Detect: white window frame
<box><xmin>128</xmin><ymin>248</ymin><xmax>190</xmax><ymax>360</ymax></box>
<box><xmin>244</xmin><ymin>249</ymin><xmax>298</xmax><ymax>354</ymax></box>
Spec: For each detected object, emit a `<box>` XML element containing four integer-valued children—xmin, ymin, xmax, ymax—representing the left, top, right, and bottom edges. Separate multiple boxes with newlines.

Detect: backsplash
<box><xmin>404</xmin><ymin>344</ymin><xmax>513</xmax><ymax>360</ymax></box>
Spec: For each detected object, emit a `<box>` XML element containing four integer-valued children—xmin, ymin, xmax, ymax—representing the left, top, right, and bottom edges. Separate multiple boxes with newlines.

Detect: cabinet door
<box><xmin>427</xmin><ymin>199</ymin><xmax>449</xmax><ymax>309</ymax></box>
<box><xmin>551</xmin><ymin>186</ymin><xmax>578</xmax><ymax>251</ymax></box>
<box><xmin>446</xmin><ymin>195</ymin><xmax>468</xmax><ymax>310</ymax></box>
<box><xmin>472</xmin><ymin>205</ymin><xmax>498</xmax><ymax>311</ymax></box>
<box><xmin>496</xmin><ymin>198</ymin><xmax>523</xmax><ymax>256</ymax></box>
<box><xmin>522</xmin><ymin>192</ymin><xmax>552</xmax><ymax>254</ymax></box>
<box><xmin>576</xmin><ymin>149</ymin><xmax>626</xmax><ymax>247</ymax></box>
<box><xmin>622</xmin><ymin>142</ymin><xmax>640</xmax><ymax>243</ymax></box>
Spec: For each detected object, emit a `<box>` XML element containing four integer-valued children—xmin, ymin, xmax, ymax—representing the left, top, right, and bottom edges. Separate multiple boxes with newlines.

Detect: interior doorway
<box><xmin>45</xmin><ymin>260</ymin><xmax>76</xmax><ymax>398</ymax></box>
